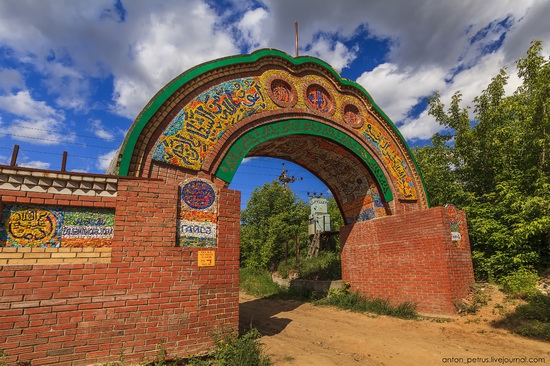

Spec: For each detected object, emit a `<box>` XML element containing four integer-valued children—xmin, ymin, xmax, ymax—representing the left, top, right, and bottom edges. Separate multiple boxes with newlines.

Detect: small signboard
<box><xmin>198</xmin><ymin>250</ymin><xmax>215</xmax><ymax>267</ymax></box>
<box><xmin>451</xmin><ymin>232</ymin><xmax>462</xmax><ymax>241</ymax></box>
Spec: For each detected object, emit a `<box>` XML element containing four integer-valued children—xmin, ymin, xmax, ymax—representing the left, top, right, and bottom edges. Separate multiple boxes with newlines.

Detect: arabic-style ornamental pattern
<box><xmin>151</xmin><ymin>71</ymin><xmax>417</xmax><ymax>201</ymax></box>
<box><xmin>152</xmin><ymin>77</ymin><xmax>267</xmax><ymax>170</ymax></box>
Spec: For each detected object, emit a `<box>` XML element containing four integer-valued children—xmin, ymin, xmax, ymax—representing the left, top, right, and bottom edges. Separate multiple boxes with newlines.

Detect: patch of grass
<box><xmin>278</xmin><ymin>252</ymin><xmax>341</xmax><ymax>280</ymax></box>
<box><xmin>494</xmin><ymin>293</ymin><xmax>550</xmax><ymax>341</ymax></box>
<box><xmin>240</xmin><ymin>267</ymin><xmax>284</xmax><ymax>298</ymax></box>
<box><xmin>455</xmin><ymin>282</ymin><xmax>491</xmax><ymax>314</ymax></box>
<box><xmin>498</xmin><ymin>268</ymin><xmax>539</xmax><ymax>299</ymax></box>
<box><xmin>210</xmin><ymin>328</ymin><xmax>270</xmax><ymax>366</ymax></box>
<box><xmin>0</xmin><ymin>350</ymin><xmax>6</xmax><ymax>366</ymax></box>
<box><xmin>280</xmin><ymin>355</ymin><xmax>295</xmax><ymax>362</ymax></box>
<box><xmin>139</xmin><ymin>329</ymin><xmax>271</xmax><ymax>366</ymax></box>
<box><xmin>240</xmin><ymin>267</ymin><xmax>321</xmax><ymax>302</ymax></box>
<box><xmin>315</xmin><ymin>283</ymin><xmax>418</xmax><ymax>320</ymax></box>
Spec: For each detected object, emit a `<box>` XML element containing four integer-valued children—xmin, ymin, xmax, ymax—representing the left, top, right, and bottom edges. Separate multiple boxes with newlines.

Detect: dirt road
<box><xmin>239</xmin><ymin>292</ymin><xmax>549</xmax><ymax>366</ymax></box>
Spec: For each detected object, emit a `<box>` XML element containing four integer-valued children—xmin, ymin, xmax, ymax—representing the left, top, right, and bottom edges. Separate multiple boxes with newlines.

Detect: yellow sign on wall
<box><xmin>198</xmin><ymin>250</ymin><xmax>215</xmax><ymax>266</ymax></box>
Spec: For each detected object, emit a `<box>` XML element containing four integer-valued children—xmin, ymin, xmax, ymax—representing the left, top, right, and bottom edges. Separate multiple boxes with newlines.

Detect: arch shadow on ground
<box><xmin>239</xmin><ymin>296</ymin><xmax>304</xmax><ymax>336</ymax></box>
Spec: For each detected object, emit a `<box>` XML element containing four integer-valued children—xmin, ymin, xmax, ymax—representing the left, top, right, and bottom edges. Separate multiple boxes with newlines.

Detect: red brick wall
<box><xmin>340</xmin><ymin>206</ymin><xmax>474</xmax><ymax>315</ymax></box>
<box><xmin>0</xmin><ymin>177</ymin><xmax>241</xmax><ymax>365</ymax></box>
<box><xmin>1</xmin><ymin>163</ymin><xmax>475</xmax><ymax>365</ymax></box>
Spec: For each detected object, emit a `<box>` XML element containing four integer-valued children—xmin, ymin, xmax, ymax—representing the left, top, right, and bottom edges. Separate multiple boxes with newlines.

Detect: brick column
<box><xmin>341</xmin><ymin>206</ymin><xmax>474</xmax><ymax>315</ymax></box>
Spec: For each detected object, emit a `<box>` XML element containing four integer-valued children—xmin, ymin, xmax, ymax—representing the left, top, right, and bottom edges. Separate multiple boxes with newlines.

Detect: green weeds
<box><xmin>498</xmin><ymin>268</ymin><xmax>539</xmax><ymax>299</ymax></box>
<box><xmin>494</xmin><ymin>293</ymin><xmax>550</xmax><ymax>341</ymax></box>
<box><xmin>277</xmin><ymin>252</ymin><xmax>341</xmax><ymax>280</ymax></box>
<box><xmin>455</xmin><ymin>282</ymin><xmax>491</xmax><ymax>314</ymax></box>
<box><xmin>315</xmin><ymin>283</ymin><xmax>418</xmax><ymax>320</ymax></box>
<box><xmin>240</xmin><ymin>267</ymin><xmax>284</xmax><ymax>298</ymax></box>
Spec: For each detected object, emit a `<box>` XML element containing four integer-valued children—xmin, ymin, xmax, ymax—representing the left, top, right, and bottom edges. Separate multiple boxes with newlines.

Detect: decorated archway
<box><xmin>109</xmin><ymin>49</ymin><xmax>474</xmax><ymax>317</ymax></box>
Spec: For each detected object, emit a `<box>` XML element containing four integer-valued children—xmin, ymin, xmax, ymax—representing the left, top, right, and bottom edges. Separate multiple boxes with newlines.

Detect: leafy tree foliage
<box><xmin>327</xmin><ymin>196</ymin><xmax>344</xmax><ymax>232</ymax></box>
<box><xmin>414</xmin><ymin>40</ymin><xmax>550</xmax><ymax>280</ymax></box>
<box><xmin>240</xmin><ymin>181</ymin><xmax>309</xmax><ymax>270</ymax></box>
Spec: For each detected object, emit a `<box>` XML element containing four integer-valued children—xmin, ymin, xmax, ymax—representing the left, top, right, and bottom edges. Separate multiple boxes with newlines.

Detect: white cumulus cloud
<box><xmin>0</xmin><ymin>90</ymin><xmax>75</xmax><ymax>145</ymax></box>
<box><xmin>307</xmin><ymin>37</ymin><xmax>358</xmax><ymax>73</ymax></box>
<box><xmin>96</xmin><ymin>149</ymin><xmax>118</xmax><ymax>172</ymax></box>
<box><xmin>357</xmin><ymin>64</ymin><xmax>446</xmax><ymax>123</ymax></box>
<box><xmin>19</xmin><ymin>160</ymin><xmax>51</xmax><ymax>169</ymax></box>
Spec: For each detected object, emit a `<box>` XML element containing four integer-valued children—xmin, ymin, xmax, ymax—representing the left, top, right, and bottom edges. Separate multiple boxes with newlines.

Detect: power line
<box><xmin>1</xmin><ymin>133</ymin><xmax>119</xmax><ymax>150</ymax></box>
<box><xmin>0</xmin><ymin>125</ymin><xmax>125</xmax><ymax>143</ymax></box>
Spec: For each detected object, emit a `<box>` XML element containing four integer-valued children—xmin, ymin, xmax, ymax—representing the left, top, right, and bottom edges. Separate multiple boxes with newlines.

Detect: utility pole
<box><xmin>278</xmin><ymin>163</ymin><xmax>302</xmax><ymax>188</ymax></box>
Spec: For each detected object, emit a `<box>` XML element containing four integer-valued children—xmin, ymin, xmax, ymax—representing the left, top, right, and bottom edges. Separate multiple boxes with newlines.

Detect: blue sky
<box><xmin>0</xmin><ymin>0</ymin><xmax>549</xmax><ymax>208</ymax></box>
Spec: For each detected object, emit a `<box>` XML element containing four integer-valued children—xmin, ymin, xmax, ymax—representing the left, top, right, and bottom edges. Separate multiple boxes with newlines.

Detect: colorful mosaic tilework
<box><xmin>0</xmin><ymin>205</ymin><xmax>114</xmax><ymax>248</ymax></box>
<box><xmin>361</xmin><ymin>123</ymin><xmax>416</xmax><ymax>199</ymax></box>
<box><xmin>151</xmin><ymin>70</ymin><xmax>417</xmax><ymax>200</ymax></box>
<box><xmin>178</xmin><ymin>178</ymin><xmax>218</xmax><ymax>248</ymax></box>
<box><xmin>152</xmin><ymin>78</ymin><xmax>267</xmax><ymax>170</ymax></box>
<box><xmin>445</xmin><ymin>204</ymin><xmax>462</xmax><ymax>243</ymax></box>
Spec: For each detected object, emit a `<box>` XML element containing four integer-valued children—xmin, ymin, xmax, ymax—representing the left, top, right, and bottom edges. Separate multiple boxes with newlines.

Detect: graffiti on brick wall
<box><xmin>445</xmin><ymin>204</ymin><xmax>462</xmax><ymax>243</ymax></box>
<box><xmin>178</xmin><ymin>178</ymin><xmax>218</xmax><ymax>247</ymax></box>
<box><xmin>0</xmin><ymin>205</ymin><xmax>114</xmax><ymax>248</ymax></box>
<box><xmin>152</xmin><ymin>78</ymin><xmax>267</xmax><ymax>170</ymax></box>
<box><xmin>151</xmin><ymin>70</ymin><xmax>418</xmax><ymax>200</ymax></box>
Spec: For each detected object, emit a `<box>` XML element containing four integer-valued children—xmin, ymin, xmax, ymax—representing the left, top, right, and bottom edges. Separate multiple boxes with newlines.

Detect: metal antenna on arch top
<box><xmin>295</xmin><ymin>21</ymin><xmax>299</xmax><ymax>57</ymax></box>
<box><xmin>278</xmin><ymin>162</ymin><xmax>302</xmax><ymax>188</ymax></box>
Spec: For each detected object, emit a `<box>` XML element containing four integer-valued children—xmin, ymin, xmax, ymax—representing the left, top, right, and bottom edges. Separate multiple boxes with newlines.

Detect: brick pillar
<box><xmin>340</xmin><ymin>206</ymin><xmax>474</xmax><ymax>315</ymax></box>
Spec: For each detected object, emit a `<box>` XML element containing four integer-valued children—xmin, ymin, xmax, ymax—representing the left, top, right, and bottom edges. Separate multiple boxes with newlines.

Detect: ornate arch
<box><xmin>109</xmin><ymin>49</ymin><xmax>430</xmax><ymax>210</ymax></box>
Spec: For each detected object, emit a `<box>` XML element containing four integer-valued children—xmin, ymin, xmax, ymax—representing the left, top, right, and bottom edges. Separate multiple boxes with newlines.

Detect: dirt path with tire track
<box><xmin>239</xmin><ymin>292</ymin><xmax>549</xmax><ymax>366</ymax></box>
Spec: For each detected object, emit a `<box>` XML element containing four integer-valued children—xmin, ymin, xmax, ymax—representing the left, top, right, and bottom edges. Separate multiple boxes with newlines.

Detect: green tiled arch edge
<box><xmin>117</xmin><ymin>48</ymin><xmax>429</xmax><ymax>205</ymax></box>
<box><xmin>216</xmin><ymin>119</ymin><xmax>394</xmax><ymax>202</ymax></box>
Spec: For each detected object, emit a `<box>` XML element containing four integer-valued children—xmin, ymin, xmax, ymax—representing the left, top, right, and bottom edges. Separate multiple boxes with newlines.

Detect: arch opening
<box><xmin>222</xmin><ymin>125</ymin><xmax>391</xmax><ymax>224</ymax></box>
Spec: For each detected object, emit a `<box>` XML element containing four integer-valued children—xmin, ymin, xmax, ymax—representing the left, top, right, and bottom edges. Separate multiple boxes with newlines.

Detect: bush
<box><xmin>213</xmin><ymin>329</ymin><xmax>270</xmax><ymax>366</ymax></box>
<box><xmin>495</xmin><ymin>293</ymin><xmax>550</xmax><ymax>341</ymax></box>
<box><xmin>277</xmin><ymin>252</ymin><xmax>341</xmax><ymax>280</ymax></box>
<box><xmin>185</xmin><ymin>329</ymin><xmax>270</xmax><ymax>366</ymax></box>
<box><xmin>240</xmin><ymin>268</ymin><xmax>283</xmax><ymax>298</ymax></box>
<box><xmin>498</xmin><ymin>268</ymin><xmax>540</xmax><ymax>299</ymax></box>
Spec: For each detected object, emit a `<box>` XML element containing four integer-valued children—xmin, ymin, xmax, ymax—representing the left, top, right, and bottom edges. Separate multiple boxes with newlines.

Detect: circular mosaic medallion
<box><xmin>7</xmin><ymin>209</ymin><xmax>57</xmax><ymax>246</ymax></box>
<box><xmin>343</xmin><ymin>103</ymin><xmax>364</xmax><ymax>129</ymax></box>
<box><xmin>182</xmin><ymin>180</ymin><xmax>216</xmax><ymax>210</ymax></box>
<box><xmin>265</xmin><ymin>74</ymin><xmax>298</xmax><ymax>108</ymax></box>
<box><xmin>305</xmin><ymin>84</ymin><xmax>334</xmax><ymax>115</ymax></box>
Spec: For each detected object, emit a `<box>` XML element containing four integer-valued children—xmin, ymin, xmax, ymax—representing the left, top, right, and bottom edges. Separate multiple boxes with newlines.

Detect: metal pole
<box><xmin>61</xmin><ymin>151</ymin><xmax>68</xmax><ymax>172</ymax></box>
<box><xmin>295</xmin><ymin>21</ymin><xmax>299</xmax><ymax>57</ymax></box>
<box><xmin>10</xmin><ymin>145</ymin><xmax>19</xmax><ymax>166</ymax></box>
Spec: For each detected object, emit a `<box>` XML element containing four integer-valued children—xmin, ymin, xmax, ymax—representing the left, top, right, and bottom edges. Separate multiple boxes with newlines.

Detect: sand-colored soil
<box><xmin>239</xmin><ymin>289</ymin><xmax>549</xmax><ymax>366</ymax></box>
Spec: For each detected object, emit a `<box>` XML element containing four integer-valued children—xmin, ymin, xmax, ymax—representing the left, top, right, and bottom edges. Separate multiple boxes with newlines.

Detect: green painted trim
<box><xmin>117</xmin><ymin>48</ymin><xmax>429</xmax><ymax>204</ymax></box>
<box><xmin>215</xmin><ymin>119</ymin><xmax>394</xmax><ymax>202</ymax></box>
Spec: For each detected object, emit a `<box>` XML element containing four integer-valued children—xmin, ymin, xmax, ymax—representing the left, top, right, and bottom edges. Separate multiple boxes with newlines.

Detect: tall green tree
<box><xmin>327</xmin><ymin>196</ymin><xmax>344</xmax><ymax>232</ymax></box>
<box><xmin>240</xmin><ymin>181</ymin><xmax>309</xmax><ymax>270</ymax></box>
<box><xmin>414</xmin><ymin>40</ymin><xmax>550</xmax><ymax>279</ymax></box>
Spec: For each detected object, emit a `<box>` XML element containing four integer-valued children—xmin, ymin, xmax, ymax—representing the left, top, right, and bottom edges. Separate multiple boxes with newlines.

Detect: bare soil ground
<box><xmin>239</xmin><ymin>288</ymin><xmax>549</xmax><ymax>366</ymax></box>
